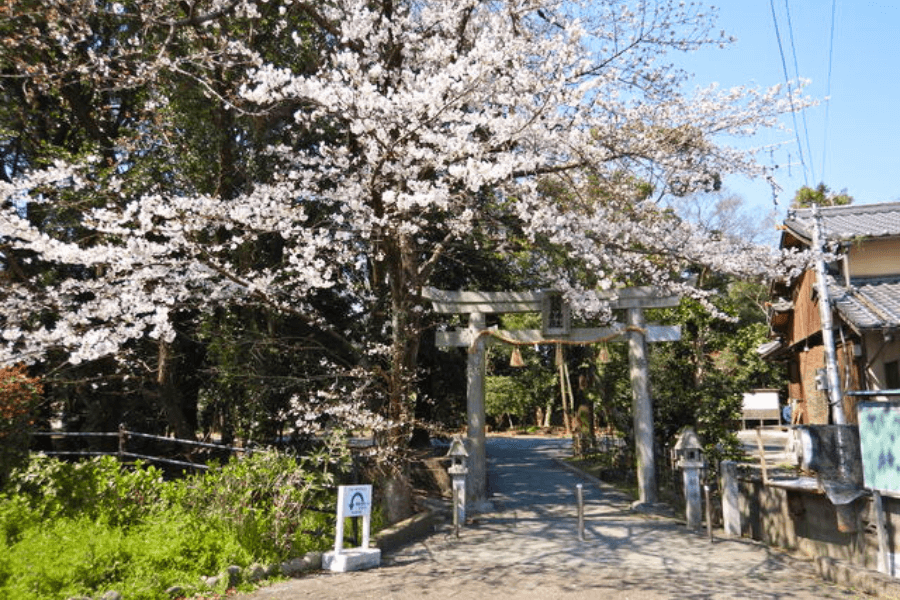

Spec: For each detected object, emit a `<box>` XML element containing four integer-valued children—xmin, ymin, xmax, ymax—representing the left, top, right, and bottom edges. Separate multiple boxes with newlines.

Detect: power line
<box><xmin>784</xmin><ymin>0</ymin><xmax>816</xmax><ymax>184</ymax></box>
<box><xmin>769</xmin><ymin>0</ymin><xmax>810</xmax><ymax>187</ymax></box>
<box><xmin>821</xmin><ymin>0</ymin><xmax>837</xmax><ymax>182</ymax></box>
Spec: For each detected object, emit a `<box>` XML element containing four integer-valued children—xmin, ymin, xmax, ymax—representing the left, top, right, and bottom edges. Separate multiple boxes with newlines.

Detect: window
<box><xmin>886</xmin><ymin>360</ymin><xmax>900</xmax><ymax>390</ymax></box>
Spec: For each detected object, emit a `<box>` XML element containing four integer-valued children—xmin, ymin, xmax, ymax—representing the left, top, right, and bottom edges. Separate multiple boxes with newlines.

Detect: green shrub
<box><xmin>117</xmin><ymin>509</ymin><xmax>252</xmax><ymax>598</ymax></box>
<box><xmin>177</xmin><ymin>447</ymin><xmax>346</xmax><ymax>560</ymax></box>
<box><xmin>0</xmin><ymin>510</ymin><xmax>252</xmax><ymax>600</ymax></box>
<box><xmin>1</xmin><ymin>517</ymin><xmax>129</xmax><ymax>600</ymax></box>
<box><xmin>0</xmin><ymin>445</ymin><xmax>351</xmax><ymax>599</ymax></box>
<box><xmin>0</xmin><ymin>493</ymin><xmax>39</xmax><ymax>546</ymax></box>
<box><xmin>3</xmin><ymin>455</ymin><xmax>167</xmax><ymax>526</ymax></box>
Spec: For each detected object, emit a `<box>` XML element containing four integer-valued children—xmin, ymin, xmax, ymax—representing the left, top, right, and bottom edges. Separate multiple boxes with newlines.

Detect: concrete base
<box><xmin>322</xmin><ymin>548</ymin><xmax>381</xmax><ymax>573</ymax></box>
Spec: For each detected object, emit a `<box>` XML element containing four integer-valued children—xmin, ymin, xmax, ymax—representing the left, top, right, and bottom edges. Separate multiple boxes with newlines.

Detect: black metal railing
<box><xmin>30</xmin><ymin>424</ymin><xmax>249</xmax><ymax>471</ymax></box>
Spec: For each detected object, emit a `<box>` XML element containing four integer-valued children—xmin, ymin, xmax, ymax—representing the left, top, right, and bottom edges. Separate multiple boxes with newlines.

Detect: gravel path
<box><xmin>233</xmin><ymin>436</ymin><xmax>864</xmax><ymax>600</ymax></box>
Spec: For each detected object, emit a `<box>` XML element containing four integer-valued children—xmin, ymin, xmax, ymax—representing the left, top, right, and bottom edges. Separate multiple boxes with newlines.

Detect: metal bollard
<box><xmin>576</xmin><ymin>483</ymin><xmax>585</xmax><ymax>541</ymax></box>
<box><xmin>704</xmin><ymin>484</ymin><xmax>713</xmax><ymax>542</ymax></box>
<box><xmin>453</xmin><ymin>485</ymin><xmax>460</xmax><ymax>538</ymax></box>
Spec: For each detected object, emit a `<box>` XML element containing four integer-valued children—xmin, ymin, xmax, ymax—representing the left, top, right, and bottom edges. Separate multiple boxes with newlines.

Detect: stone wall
<box><xmin>730</xmin><ymin>470</ymin><xmax>900</xmax><ymax>574</ymax></box>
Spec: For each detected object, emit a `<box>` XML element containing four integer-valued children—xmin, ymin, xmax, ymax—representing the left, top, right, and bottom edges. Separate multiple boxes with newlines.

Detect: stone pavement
<box><xmin>233</xmin><ymin>436</ymin><xmax>866</xmax><ymax>600</ymax></box>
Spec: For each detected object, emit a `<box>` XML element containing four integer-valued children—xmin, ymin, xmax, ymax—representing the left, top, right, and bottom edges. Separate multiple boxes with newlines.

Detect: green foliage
<box><xmin>484</xmin><ymin>313</ymin><xmax>556</xmax><ymax>428</ymax></box>
<box><xmin>650</xmin><ymin>280</ymin><xmax>785</xmax><ymax>468</ymax></box>
<box><xmin>118</xmin><ymin>509</ymin><xmax>251</xmax><ymax>595</ymax></box>
<box><xmin>175</xmin><ymin>446</ymin><xmax>348</xmax><ymax>560</ymax></box>
<box><xmin>485</xmin><ymin>375</ymin><xmax>536</xmax><ymax>427</ymax></box>
<box><xmin>590</xmin><ymin>343</ymin><xmax>634</xmax><ymax>435</ymax></box>
<box><xmin>1</xmin><ymin>517</ymin><xmax>130</xmax><ymax>600</ymax></box>
<box><xmin>0</xmin><ymin>446</ymin><xmax>350</xmax><ymax>600</ymax></box>
<box><xmin>3</xmin><ymin>455</ymin><xmax>165</xmax><ymax>526</ymax></box>
<box><xmin>0</xmin><ymin>493</ymin><xmax>37</xmax><ymax>547</ymax></box>
<box><xmin>196</xmin><ymin>307</ymin><xmax>334</xmax><ymax>445</ymax></box>
<box><xmin>0</xmin><ymin>0</ymin><xmax>356</xmax><ymax>449</ymax></box>
<box><xmin>791</xmin><ymin>183</ymin><xmax>854</xmax><ymax>208</ymax></box>
<box><xmin>0</xmin><ymin>511</ymin><xmax>250</xmax><ymax>600</ymax></box>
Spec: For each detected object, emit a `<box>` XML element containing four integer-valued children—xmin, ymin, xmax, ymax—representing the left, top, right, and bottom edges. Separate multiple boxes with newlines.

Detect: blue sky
<box><xmin>672</xmin><ymin>1</ymin><xmax>899</xmax><ymax>226</ymax></box>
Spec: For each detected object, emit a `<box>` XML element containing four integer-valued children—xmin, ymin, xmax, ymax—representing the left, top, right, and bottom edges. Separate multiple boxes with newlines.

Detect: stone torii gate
<box><xmin>423</xmin><ymin>287</ymin><xmax>681</xmax><ymax>510</ymax></box>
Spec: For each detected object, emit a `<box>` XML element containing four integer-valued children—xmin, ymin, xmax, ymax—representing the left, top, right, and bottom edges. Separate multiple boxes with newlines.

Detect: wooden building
<box><xmin>763</xmin><ymin>202</ymin><xmax>900</xmax><ymax>424</ymax></box>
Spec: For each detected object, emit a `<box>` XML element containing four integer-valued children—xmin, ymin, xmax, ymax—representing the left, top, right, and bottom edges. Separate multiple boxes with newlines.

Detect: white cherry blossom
<box><xmin>1</xmin><ymin>0</ymin><xmax>810</xmax><ymax>403</ymax></box>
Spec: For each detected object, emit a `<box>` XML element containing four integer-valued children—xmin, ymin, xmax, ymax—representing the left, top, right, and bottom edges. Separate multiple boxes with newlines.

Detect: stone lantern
<box><xmin>673</xmin><ymin>427</ymin><xmax>706</xmax><ymax>530</ymax></box>
<box><xmin>446</xmin><ymin>435</ymin><xmax>469</xmax><ymax>530</ymax></box>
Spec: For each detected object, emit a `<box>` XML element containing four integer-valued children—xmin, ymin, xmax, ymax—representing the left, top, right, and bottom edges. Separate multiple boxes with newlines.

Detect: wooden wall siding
<box><xmin>799</xmin><ymin>345</ymin><xmax>829</xmax><ymax>424</ymax></box>
<box><xmin>836</xmin><ymin>341</ymin><xmax>861</xmax><ymax>425</ymax></box>
<box><xmin>788</xmin><ymin>342</ymin><xmax>861</xmax><ymax>425</ymax></box>
<box><xmin>790</xmin><ymin>269</ymin><xmax>823</xmax><ymax>347</ymax></box>
<box><xmin>847</xmin><ymin>237</ymin><xmax>900</xmax><ymax>278</ymax></box>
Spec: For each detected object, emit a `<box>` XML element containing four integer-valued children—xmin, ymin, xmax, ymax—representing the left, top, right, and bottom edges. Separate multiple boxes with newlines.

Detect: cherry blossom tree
<box><xmin>1</xmin><ymin>0</ymin><xmax>809</xmax><ymax>442</ymax></box>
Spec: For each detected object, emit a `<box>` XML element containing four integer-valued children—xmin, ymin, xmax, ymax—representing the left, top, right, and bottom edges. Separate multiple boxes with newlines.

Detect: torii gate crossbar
<box><xmin>423</xmin><ymin>287</ymin><xmax>681</xmax><ymax>510</ymax></box>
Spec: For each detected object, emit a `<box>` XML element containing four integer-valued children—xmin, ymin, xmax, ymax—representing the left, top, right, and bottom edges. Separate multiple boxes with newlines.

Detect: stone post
<box><xmin>682</xmin><ymin>465</ymin><xmax>702</xmax><ymax>529</ymax></box>
<box><xmin>627</xmin><ymin>307</ymin><xmax>656</xmax><ymax>505</ymax></box>
<box><xmin>720</xmin><ymin>460</ymin><xmax>741</xmax><ymax>537</ymax></box>
<box><xmin>466</xmin><ymin>312</ymin><xmax>487</xmax><ymax>505</ymax></box>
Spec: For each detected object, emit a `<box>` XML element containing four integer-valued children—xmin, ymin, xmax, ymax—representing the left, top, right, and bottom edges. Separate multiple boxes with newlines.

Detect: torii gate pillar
<box><xmin>466</xmin><ymin>312</ymin><xmax>488</xmax><ymax>505</ymax></box>
<box><xmin>424</xmin><ymin>287</ymin><xmax>679</xmax><ymax>510</ymax></box>
<box><xmin>627</xmin><ymin>307</ymin><xmax>656</xmax><ymax>505</ymax></box>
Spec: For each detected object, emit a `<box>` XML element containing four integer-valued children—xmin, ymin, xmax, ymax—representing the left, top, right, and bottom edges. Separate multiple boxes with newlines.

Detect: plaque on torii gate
<box><xmin>422</xmin><ymin>287</ymin><xmax>681</xmax><ymax>510</ymax></box>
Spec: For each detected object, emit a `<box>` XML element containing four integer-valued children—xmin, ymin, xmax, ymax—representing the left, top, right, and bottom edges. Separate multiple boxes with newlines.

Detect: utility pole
<box><xmin>811</xmin><ymin>204</ymin><xmax>846</xmax><ymax>425</ymax></box>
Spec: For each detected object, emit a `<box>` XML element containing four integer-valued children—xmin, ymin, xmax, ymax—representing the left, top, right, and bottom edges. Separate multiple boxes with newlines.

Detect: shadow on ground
<box><xmin>234</xmin><ymin>436</ymin><xmax>863</xmax><ymax>600</ymax></box>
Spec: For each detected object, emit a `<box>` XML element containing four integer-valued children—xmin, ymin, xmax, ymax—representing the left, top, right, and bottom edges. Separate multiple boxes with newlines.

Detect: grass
<box><xmin>1</xmin><ymin>512</ymin><xmax>255</xmax><ymax>600</ymax></box>
<box><xmin>0</xmin><ymin>450</ymin><xmax>352</xmax><ymax>600</ymax></box>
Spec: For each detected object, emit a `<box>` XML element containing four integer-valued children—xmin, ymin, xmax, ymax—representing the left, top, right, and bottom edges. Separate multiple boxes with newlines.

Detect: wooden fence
<box><xmin>30</xmin><ymin>425</ymin><xmax>249</xmax><ymax>471</ymax></box>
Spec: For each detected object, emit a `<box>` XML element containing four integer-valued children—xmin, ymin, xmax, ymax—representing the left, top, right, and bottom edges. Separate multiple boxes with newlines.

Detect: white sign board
<box><xmin>742</xmin><ymin>391</ymin><xmax>779</xmax><ymax>411</ymax></box>
<box><xmin>325</xmin><ymin>484</ymin><xmax>380</xmax><ymax>571</ymax></box>
<box><xmin>339</xmin><ymin>485</ymin><xmax>372</xmax><ymax>518</ymax></box>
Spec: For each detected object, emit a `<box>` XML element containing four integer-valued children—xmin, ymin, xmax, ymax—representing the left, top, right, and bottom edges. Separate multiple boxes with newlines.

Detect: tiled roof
<box><xmin>784</xmin><ymin>202</ymin><xmax>900</xmax><ymax>242</ymax></box>
<box><xmin>829</xmin><ymin>276</ymin><xmax>900</xmax><ymax>330</ymax></box>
